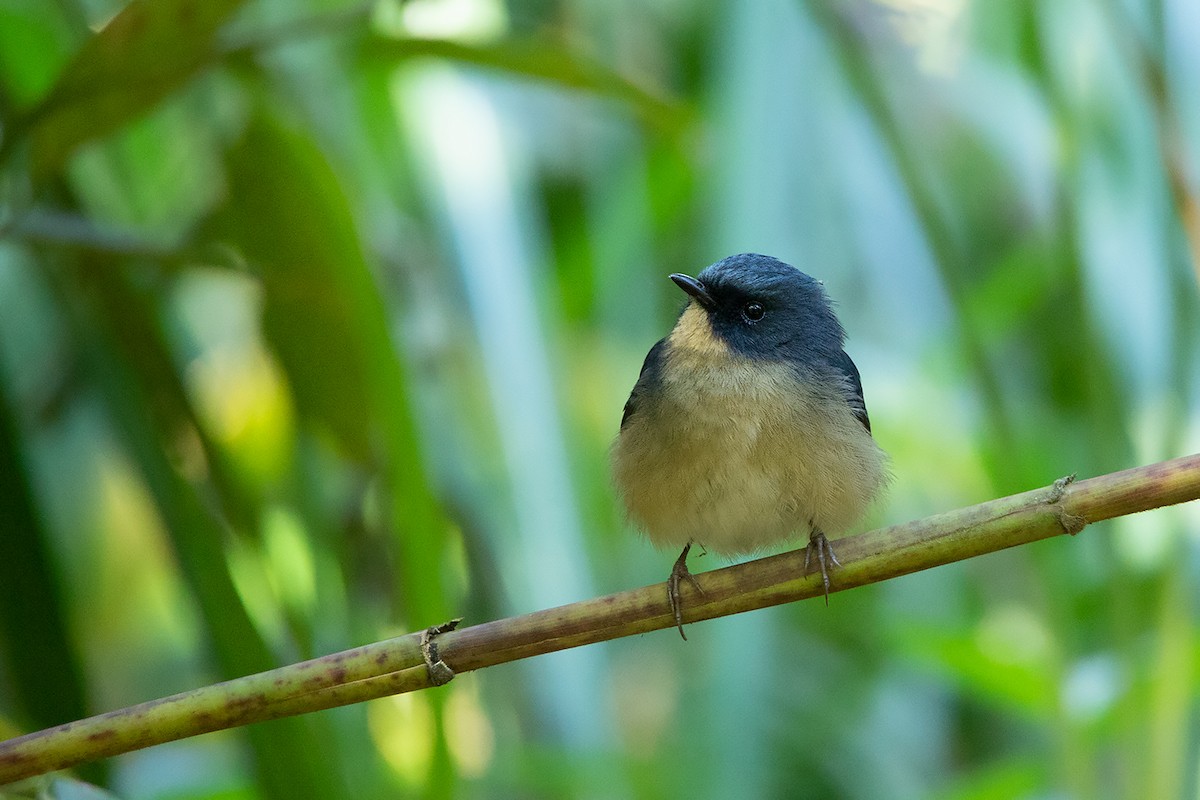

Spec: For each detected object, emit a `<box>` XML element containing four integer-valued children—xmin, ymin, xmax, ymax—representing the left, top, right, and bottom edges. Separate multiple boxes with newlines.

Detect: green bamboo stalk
<box><xmin>3</xmin><ymin>454</ymin><xmax>1199</xmax><ymax>785</ymax></box>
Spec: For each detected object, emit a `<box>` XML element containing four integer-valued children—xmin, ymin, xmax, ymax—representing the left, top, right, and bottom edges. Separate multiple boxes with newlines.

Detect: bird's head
<box><xmin>668</xmin><ymin>253</ymin><xmax>846</xmax><ymax>363</ymax></box>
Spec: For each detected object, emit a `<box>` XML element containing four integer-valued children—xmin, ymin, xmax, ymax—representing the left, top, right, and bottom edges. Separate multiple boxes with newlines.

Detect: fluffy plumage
<box><xmin>612</xmin><ymin>254</ymin><xmax>889</xmax><ymax>631</ymax></box>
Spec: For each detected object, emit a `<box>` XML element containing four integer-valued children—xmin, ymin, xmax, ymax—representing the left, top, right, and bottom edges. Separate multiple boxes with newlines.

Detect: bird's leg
<box><xmin>803</xmin><ymin>528</ymin><xmax>842</xmax><ymax>605</ymax></box>
<box><xmin>667</xmin><ymin>542</ymin><xmax>705</xmax><ymax>640</ymax></box>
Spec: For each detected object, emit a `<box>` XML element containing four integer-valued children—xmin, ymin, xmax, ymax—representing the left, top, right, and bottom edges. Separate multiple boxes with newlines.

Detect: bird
<box><xmin>611</xmin><ymin>253</ymin><xmax>889</xmax><ymax>639</ymax></box>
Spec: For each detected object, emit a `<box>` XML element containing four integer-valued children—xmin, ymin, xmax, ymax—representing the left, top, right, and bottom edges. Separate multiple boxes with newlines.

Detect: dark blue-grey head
<box><xmin>670</xmin><ymin>253</ymin><xmax>846</xmax><ymax>363</ymax></box>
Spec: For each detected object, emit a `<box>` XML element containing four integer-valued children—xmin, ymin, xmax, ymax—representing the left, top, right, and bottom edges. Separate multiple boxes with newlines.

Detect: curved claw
<box><xmin>667</xmin><ymin>543</ymin><xmax>705</xmax><ymax>640</ymax></box>
<box><xmin>803</xmin><ymin>530</ymin><xmax>841</xmax><ymax>605</ymax></box>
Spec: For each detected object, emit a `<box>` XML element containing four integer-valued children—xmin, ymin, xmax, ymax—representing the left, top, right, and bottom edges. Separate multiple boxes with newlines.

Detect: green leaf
<box><xmin>206</xmin><ymin>109</ymin><xmax>456</xmax><ymax>786</ymax></box>
<box><xmin>50</xmin><ymin>259</ymin><xmax>341</xmax><ymax>800</ymax></box>
<box><xmin>13</xmin><ymin>0</ymin><xmax>247</xmax><ymax>179</ymax></box>
<box><xmin>208</xmin><ymin>113</ymin><xmax>381</xmax><ymax>461</ymax></box>
<box><xmin>358</xmin><ymin>35</ymin><xmax>686</xmax><ymax>133</ymax></box>
<box><xmin>213</xmin><ymin>109</ymin><xmax>454</xmax><ymax>625</ymax></box>
<box><xmin>0</xmin><ymin>3</ymin><xmax>73</xmax><ymax>108</ymax></box>
<box><xmin>0</xmin><ymin>383</ymin><xmax>91</xmax><ymax>741</ymax></box>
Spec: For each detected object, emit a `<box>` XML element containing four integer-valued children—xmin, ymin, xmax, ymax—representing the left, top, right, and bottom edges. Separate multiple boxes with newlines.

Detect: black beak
<box><xmin>670</xmin><ymin>273</ymin><xmax>715</xmax><ymax>309</ymax></box>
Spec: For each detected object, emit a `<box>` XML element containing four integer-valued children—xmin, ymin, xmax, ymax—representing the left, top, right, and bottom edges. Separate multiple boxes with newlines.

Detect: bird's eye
<box><xmin>742</xmin><ymin>301</ymin><xmax>765</xmax><ymax>322</ymax></box>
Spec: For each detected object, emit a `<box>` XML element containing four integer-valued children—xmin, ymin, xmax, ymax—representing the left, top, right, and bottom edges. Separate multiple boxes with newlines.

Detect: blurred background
<box><xmin>1</xmin><ymin>0</ymin><xmax>1199</xmax><ymax>798</ymax></box>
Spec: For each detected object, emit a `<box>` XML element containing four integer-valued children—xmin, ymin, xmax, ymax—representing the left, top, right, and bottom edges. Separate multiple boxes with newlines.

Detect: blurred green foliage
<box><xmin>1</xmin><ymin>0</ymin><xmax>1199</xmax><ymax>798</ymax></box>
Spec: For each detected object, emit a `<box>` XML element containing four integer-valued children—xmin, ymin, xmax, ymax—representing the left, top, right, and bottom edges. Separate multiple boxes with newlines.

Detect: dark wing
<box><xmin>833</xmin><ymin>349</ymin><xmax>872</xmax><ymax>433</ymax></box>
<box><xmin>620</xmin><ymin>338</ymin><xmax>668</xmax><ymax>430</ymax></box>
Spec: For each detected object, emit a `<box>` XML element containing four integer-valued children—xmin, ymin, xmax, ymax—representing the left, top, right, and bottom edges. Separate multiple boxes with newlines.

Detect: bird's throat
<box><xmin>667</xmin><ymin>303</ymin><xmax>729</xmax><ymax>359</ymax></box>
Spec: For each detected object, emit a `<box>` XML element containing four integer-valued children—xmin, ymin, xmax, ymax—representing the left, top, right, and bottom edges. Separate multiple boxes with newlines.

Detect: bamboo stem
<box><xmin>3</xmin><ymin>454</ymin><xmax>1199</xmax><ymax>785</ymax></box>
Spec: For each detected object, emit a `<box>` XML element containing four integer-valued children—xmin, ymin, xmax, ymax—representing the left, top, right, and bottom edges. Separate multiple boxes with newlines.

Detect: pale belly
<box><xmin>612</xmin><ymin>358</ymin><xmax>888</xmax><ymax>556</ymax></box>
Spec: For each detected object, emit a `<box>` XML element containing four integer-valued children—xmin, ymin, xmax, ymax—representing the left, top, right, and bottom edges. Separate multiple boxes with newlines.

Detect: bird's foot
<box><xmin>668</xmin><ymin>543</ymin><xmax>705</xmax><ymax>641</ymax></box>
<box><xmin>803</xmin><ymin>530</ymin><xmax>842</xmax><ymax>605</ymax></box>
